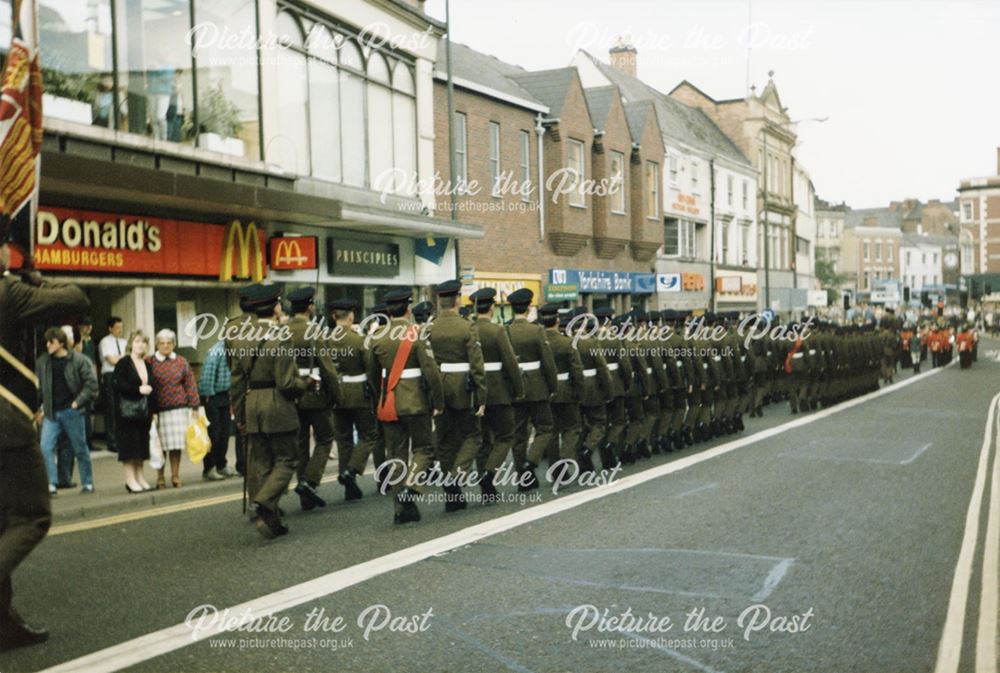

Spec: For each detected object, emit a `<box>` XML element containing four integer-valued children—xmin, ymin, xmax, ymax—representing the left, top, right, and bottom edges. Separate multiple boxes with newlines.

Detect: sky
<box><xmin>424</xmin><ymin>0</ymin><xmax>1000</xmax><ymax>209</ymax></box>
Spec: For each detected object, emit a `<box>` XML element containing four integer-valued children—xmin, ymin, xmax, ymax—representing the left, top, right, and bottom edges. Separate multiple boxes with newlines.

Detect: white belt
<box><xmin>341</xmin><ymin>373</ymin><xmax>367</xmax><ymax>383</ymax></box>
<box><xmin>767</xmin><ymin>351</ymin><xmax>772</xmax><ymax>356</ymax></box>
<box><xmin>556</xmin><ymin>372</ymin><xmax>570</xmax><ymax>381</ymax></box>
<box><xmin>712</xmin><ymin>355</ymin><xmax>721</xmax><ymax>362</ymax></box>
<box><xmin>384</xmin><ymin>368</ymin><xmax>423</xmax><ymax>379</ymax></box>
<box><xmin>606</xmin><ymin>362</ymin><xmax>619</xmax><ymax>371</ymax></box>
<box><xmin>298</xmin><ymin>367</ymin><xmax>320</xmax><ymax>378</ymax></box>
<box><xmin>519</xmin><ymin>360</ymin><xmax>541</xmax><ymax>371</ymax></box>
<box><xmin>676</xmin><ymin>361</ymin><xmax>683</xmax><ymax>368</ymax></box>
<box><xmin>484</xmin><ymin>362</ymin><xmax>502</xmax><ymax>372</ymax></box>
<box><xmin>583</xmin><ymin>368</ymin><xmax>597</xmax><ymax>377</ymax></box>
<box><xmin>791</xmin><ymin>353</ymin><xmax>804</xmax><ymax>359</ymax></box>
<box><xmin>440</xmin><ymin>362</ymin><xmax>471</xmax><ymax>373</ymax></box>
<box><xmin>645</xmin><ymin>367</ymin><xmax>653</xmax><ymax>374</ymax></box>
<box><xmin>702</xmin><ymin>362</ymin><xmax>708</xmax><ymax>369</ymax></box>
<box><xmin>740</xmin><ymin>355</ymin><xmax>746</xmax><ymax>362</ymax></box>
<box><xmin>808</xmin><ymin>349</ymin><xmax>816</xmax><ymax>355</ymax></box>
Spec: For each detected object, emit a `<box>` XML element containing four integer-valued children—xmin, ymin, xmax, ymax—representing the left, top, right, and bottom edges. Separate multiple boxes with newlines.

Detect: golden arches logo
<box><xmin>273</xmin><ymin>239</ymin><xmax>308</xmax><ymax>267</ymax></box>
<box><xmin>219</xmin><ymin>220</ymin><xmax>265</xmax><ymax>282</ymax></box>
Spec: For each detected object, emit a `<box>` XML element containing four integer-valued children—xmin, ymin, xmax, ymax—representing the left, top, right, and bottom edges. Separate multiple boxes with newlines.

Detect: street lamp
<box><xmin>750</xmin><ymin>115</ymin><xmax>828</xmax><ymax>312</ymax></box>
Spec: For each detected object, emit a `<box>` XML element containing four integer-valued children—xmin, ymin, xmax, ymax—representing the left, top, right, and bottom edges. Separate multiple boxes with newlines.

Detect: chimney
<box><xmin>609</xmin><ymin>38</ymin><xmax>637</xmax><ymax>77</ymax></box>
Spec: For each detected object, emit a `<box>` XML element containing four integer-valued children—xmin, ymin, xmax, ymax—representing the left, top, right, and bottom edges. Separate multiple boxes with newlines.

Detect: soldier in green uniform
<box><xmin>412</xmin><ymin>301</ymin><xmax>433</xmax><ymax>325</ymax></box>
<box><xmin>225</xmin><ymin>287</ymin><xmax>262</xmax><ymax>517</ymax></box>
<box><xmin>236</xmin><ymin>284</ymin><xmax>310</xmax><ymax>538</ymax></box>
<box><xmin>428</xmin><ymin>280</ymin><xmax>486</xmax><ymax>511</ymax></box>
<box><xmin>622</xmin><ymin>313</ymin><xmax>652</xmax><ymax>461</ymax></box>
<box><xmin>507</xmin><ymin>289</ymin><xmax>557</xmax><ymax>490</ymax></box>
<box><xmin>572</xmin><ymin>307</ymin><xmax>613</xmax><ymax>470</ymax></box>
<box><xmin>593</xmin><ymin>306</ymin><xmax>631</xmax><ymax>465</ymax></box>
<box><xmin>663</xmin><ymin>310</ymin><xmax>693</xmax><ymax>448</ymax></box>
<box><xmin>784</xmin><ymin>322</ymin><xmax>809</xmax><ymax>414</ymax></box>
<box><xmin>0</xmin><ymin>243</ymin><xmax>89</xmax><ymax>651</ymax></box>
<box><xmin>636</xmin><ymin>311</ymin><xmax>669</xmax><ymax>453</ymax></box>
<box><xmin>286</xmin><ymin>287</ymin><xmax>340</xmax><ymax>511</ymax></box>
<box><xmin>469</xmin><ymin>288</ymin><xmax>524</xmax><ymax>502</ymax></box>
<box><xmin>367</xmin><ymin>288</ymin><xmax>444</xmax><ymax>524</ymax></box>
<box><xmin>539</xmin><ymin>305</ymin><xmax>584</xmax><ymax>475</ymax></box>
<box><xmin>325</xmin><ymin>297</ymin><xmax>376</xmax><ymax>501</ymax></box>
<box><xmin>367</xmin><ymin>302</ymin><xmax>389</xmax><ymax>490</ymax></box>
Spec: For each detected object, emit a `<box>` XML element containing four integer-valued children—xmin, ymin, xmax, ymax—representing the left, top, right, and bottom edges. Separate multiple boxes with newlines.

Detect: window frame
<box><xmin>519</xmin><ymin>130</ymin><xmax>531</xmax><ymax>203</ymax></box>
<box><xmin>609</xmin><ymin>150</ymin><xmax>626</xmax><ymax>214</ymax></box>
<box><xmin>488</xmin><ymin>121</ymin><xmax>501</xmax><ymax>198</ymax></box>
<box><xmin>645</xmin><ymin>160</ymin><xmax>660</xmax><ymax>220</ymax></box>
<box><xmin>567</xmin><ymin>138</ymin><xmax>586</xmax><ymax>208</ymax></box>
<box><xmin>454</xmin><ymin>111</ymin><xmax>468</xmax><ymax>194</ymax></box>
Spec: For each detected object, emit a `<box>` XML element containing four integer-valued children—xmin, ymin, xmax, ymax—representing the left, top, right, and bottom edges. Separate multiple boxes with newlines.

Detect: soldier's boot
<box><xmin>709</xmin><ymin>417</ymin><xmax>722</xmax><ymax>438</ymax></box>
<box><xmin>693</xmin><ymin>422</ymin><xmax>707</xmax><ymax>443</ymax></box>
<box><xmin>294</xmin><ymin>482</ymin><xmax>327</xmax><ymax>511</ymax></box>
<box><xmin>722</xmin><ymin>416</ymin><xmax>734</xmax><ymax>434</ymax></box>
<box><xmin>0</xmin><ymin>609</ymin><xmax>49</xmax><ymax>653</ymax></box>
<box><xmin>682</xmin><ymin>425</ymin><xmax>695</xmax><ymax>447</ymax></box>
<box><xmin>735</xmin><ymin>412</ymin><xmax>745</xmax><ymax>432</ymax></box>
<box><xmin>649</xmin><ymin>435</ymin><xmax>662</xmax><ymax>455</ymax></box>
<box><xmin>518</xmin><ymin>461</ymin><xmax>540</xmax><ymax>492</ymax></box>
<box><xmin>620</xmin><ymin>443</ymin><xmax>636</xmax><ymax>464</ymax></box>
<box><xmin>443</xmin><ymin>484</ymin><xmax>467</xmax><ymax>513</ymax></box>
<box><xmin>339</xmin><ymin>469</ymin><xmax>364</xmax><ymax>501</ymax></box>
<box><xmin>598</xmin><ymin>442</ymin><xmax>619</xmax><ymax>470</ymax></box>
<box><xmin>577</xmin><ymin>447</ymin><xmax>596</xmax><ymax>474</ymax></box>
<box><xmin>480</xmin><ymin>471</ymin><xmax>499</xmax><ymax>505</ymax></box>
<box><xmin>636</xmin><ymin>438</ymin><xmax>652</xmax><ymax>459</ymax></box>
<box><xmin>255</xmin><ymin>505</ymin><xmax>289</xmax><ymax>539</ymax></box>
<box><xmin>658</xmin><ymin>434</ymin><xmax>672</xmax><ymax>453</ymax></box>
<box><xmin>394</xmin><ymin>489</ymin><xmax>422</xmax><ymax>525</ymax></box>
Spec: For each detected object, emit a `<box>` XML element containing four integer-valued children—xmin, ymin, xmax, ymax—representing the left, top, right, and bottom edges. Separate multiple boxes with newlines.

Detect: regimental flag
<box><xmin>0</xmin><ymin>0</ymin><xmax>43</xmax><ymax>260</ymax></box>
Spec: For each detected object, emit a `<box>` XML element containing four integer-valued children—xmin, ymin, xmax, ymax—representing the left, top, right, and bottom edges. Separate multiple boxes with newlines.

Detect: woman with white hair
<box><xmin>148</xmin><ymin>328</ymin><xmax>200</xmax><ymax>488</ymax></box>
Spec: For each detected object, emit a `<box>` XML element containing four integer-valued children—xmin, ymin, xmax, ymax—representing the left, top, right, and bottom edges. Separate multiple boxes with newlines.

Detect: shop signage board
<box><xmin>270</xmin><ymin>236</ymin><xmax>318</xmax><ymax>270</ymax></box>
<box><xmin>656</xmin><ymin>273</ymin><xmax>681</xmax><ymax>293</ymax></box>
<box><xmin>549</xmin><ymin>268</ymin><xmax>656</xmax><ymax>294</ymax></box>
<box><xmin>327</xmin><ymin>238</ymin><xmax>400</xmax><ymax>277</ymax></box>
<box><xmin>545</xmin><ymin>283</ymin><xmax>579</xmax><ymax>301</ymax></box>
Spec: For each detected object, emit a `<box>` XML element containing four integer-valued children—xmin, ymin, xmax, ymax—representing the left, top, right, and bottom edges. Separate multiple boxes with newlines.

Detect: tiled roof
<box><xmin>435</xmin><ymin>41</ymin><xmax>545</xmax><ymax>109</ymax></box>
<box><xmin>508</xmin><ymin>68</ymin><xmax>579</xmax><ymax>118</ymax></box>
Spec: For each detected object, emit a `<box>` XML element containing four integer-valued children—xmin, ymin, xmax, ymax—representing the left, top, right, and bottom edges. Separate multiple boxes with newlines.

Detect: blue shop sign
<box><xmin>549</xmin><ymin>268</ymin><xmax>656</xmax><ymax>294</ymax></box>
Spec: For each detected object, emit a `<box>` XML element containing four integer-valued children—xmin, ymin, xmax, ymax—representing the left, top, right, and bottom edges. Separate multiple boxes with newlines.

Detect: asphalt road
<box><xmin>3</xmin><ymin>338</ymin><xmax>999</xmax><ymax>673</ymax></box>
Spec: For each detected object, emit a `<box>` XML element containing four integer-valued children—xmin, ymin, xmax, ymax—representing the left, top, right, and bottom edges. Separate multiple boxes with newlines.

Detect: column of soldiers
<box><xmin>224</xmin><ymin>279</ymin><xmax>895</xmax><ymax>536</ymax></box>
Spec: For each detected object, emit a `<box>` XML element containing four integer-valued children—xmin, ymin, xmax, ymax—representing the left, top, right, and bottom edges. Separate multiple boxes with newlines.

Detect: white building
<box><xmin>793</xmin><ymin>163</ymin><xmax>817</xmax><ymax>296</ymax></box>
<box><xmin>900</xmin><ymin>235</ymin><xmax>945</xmax><ymax>294</ymax></box>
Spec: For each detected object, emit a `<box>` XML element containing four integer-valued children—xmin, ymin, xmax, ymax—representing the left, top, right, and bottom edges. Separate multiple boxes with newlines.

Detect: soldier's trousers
<box><xmin>697</xmin><ymin>389</ymin><xmax>716</xmax><ymax>426</ymax></box>
<box><xmin>641</xmin><ymin>395</ymin><xmax>659</xmax><ymax>442</ymax></box>
<box><xmin>437</xmin><ymin>407</ymin><xmax>482</xmax><ymax>476</ymax></box>
<box><xmin>332</xmin><ymin>407</ymin><xmax>378</xmax><ymax>475</ymax></box>
<box><xmin>670</xmin><ymin>391</ymin><xmax>687</xmax><ymax>431</ymax></box>
<box><xmin>383</xmin><ymin>414</ymin><xmax>434</xmax><ymax>510</ymax></box>
<box><xmin>787</xmin><ymin>373</ymin><xmax>808</xmax><ymax>411</ymax></box>
<box><xmin>296</xmin><ymin>408</ymin><xmax>335</xmax><ymax>486</ymax></box>
<box><xmin>578</xmin><ymin>404</ymin><xmax>607</xmax><ymax>451</ymax></box>
<box><xmin>250</xmin><ymin>430</ymin><xmax>298</xmax><ymax>514</ymax></box>
<box><xmin>479</xmin><ymin>404</ymin><xmax>515</xmax><ymax>472</ymax></box>
<box><xmin>605</xmin><ymin>397</ymin><xmax>626</xmax><ymax>448</ymax></box>
<box><xmin>372</xmin><ymin>423</ymin><xmax>386</xmax><ymax>472</ymax></box>
<box><xmin>551</xmin><ymin>402</ymin><xmax>581</xmax><ymax>461</ymax></box>
<box><xmin>625</xmin><ymin>395</ymin><xmax>645</xmax><ymax>446</ymax></box>
<box><xmin>0</xmin><ymin>439</ymin><xmax>51</xmax><ymax>617</ymax></box>
<box><xmin>513</xmin><ymin>400</ymin><xmax>554</xmax><ymax>467</ymax></box>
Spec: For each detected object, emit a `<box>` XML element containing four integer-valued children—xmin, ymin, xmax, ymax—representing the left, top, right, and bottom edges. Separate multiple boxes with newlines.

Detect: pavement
<box><xmin>2</xmin><ymin>339</ymin><xmax>999</xmax><ymax>673</ymax></box>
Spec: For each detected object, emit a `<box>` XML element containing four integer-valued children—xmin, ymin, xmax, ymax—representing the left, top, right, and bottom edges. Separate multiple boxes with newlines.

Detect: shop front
<box><xmin>547</xmin><ymin>268</ymin><xmax>656</xmax><ymax>313</ymax></box>
<box><xmin>653</xmin><ymin>266</ymin><xmax>710</xmax><ymax>311</ymax></box>
<box><xmin>713</xmin><ymin>269</ymin><xmax>760</xmax><ymax>314</ymax></box>
<box><xmin>459</xmin><ymin>272</ymin><xmax>543</xmax><ymax>322</ymax></box>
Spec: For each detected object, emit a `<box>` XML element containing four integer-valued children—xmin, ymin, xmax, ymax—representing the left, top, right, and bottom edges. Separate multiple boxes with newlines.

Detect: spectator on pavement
<box><xmin>36</xmin><ymin>327</ymin><xmax>99</xmax><ymax>495</ymax></box>
<box><xmin>149</xmin><ymin>329</ymin><xmax>200</xmax><ymax>489</ymax></box>
<box><xmin>98</xmin><ymin>317</ymin><xmax>126</xmax><ymax>453</ymax></box>
<box><xmin>198</xmin><ymin>340</ymin><xmax>235</xmax><ymax>482</ymax></box>
<box><xmin>114</xmin><ymin>331</ymin><xmax>155</xmax><ymax>493</ymax></box>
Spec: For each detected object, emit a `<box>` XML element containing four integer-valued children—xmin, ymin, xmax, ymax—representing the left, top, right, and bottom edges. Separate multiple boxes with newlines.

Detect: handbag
<box><xmin>119</xmin><ymin>395</ymin><xmax>149</xmax><ymax>420</ymax></box>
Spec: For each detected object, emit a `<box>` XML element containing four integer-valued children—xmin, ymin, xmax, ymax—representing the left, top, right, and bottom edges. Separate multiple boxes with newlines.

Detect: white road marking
<box><xmin>673</xmin><ymin>482</ymin><xmax>719</xmax><ymax>498</ymax></box>
<box><xmin>754</xmin><ymin>558</ymin><xmax>795</xmax><ymax>602</ymax></box>
<box><xmin>778</xmin><ymin>441</ymin><xmax>933</xmax><ymax>466</ymax></box>
<box><xmin>934</xmin><ymin>393</ymin><xmax>1000</xmax><ymax>673</ymax></box>
<box><xmin>901</xmin><ymin>442</ymin><xmax>934</xmax><ymax>465</ymax></box>
<box><xmin>37</xmin><ymin>363</ymin><xmax>950</xmax><ymax>673</ymax></box>
<box><xmin>976</xmin><ymin>408</ymin><xmax>1000</xmax><ymax>673</ymax></box>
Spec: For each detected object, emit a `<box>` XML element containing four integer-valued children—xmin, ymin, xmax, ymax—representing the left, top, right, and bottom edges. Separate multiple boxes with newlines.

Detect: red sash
<box><xmin>377</xmin><ymin>325</ymin><xmax>418</xmax><ymax>422</ymax></box>
<box><xmin>784</xmin><ymin>337</ymin><xmax>803</xmax><ymax>374</ymax></box>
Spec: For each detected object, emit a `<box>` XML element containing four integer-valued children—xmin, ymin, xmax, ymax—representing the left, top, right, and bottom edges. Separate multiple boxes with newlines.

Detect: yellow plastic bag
<box><xmin>186</xmin><ymin>414</ymin><xmax>211</xmax><ymax>463</ymax></box>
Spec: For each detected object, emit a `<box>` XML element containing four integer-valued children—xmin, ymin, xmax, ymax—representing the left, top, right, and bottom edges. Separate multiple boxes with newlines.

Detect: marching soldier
<box><xmin>286</xmin><ymin>287</ymin><xmax>340</xmax><ymax>511</ymax></box>
<box><xmin>539</xmin><ymin>305</ymin><xmax>585</xmax><ymax>477</ymax></box>
<box><xmin>0</xmin><ymin>243</ymin><xmax>89</xmax><ymax>652</ymax></box>
<box><xmin>226</xmin><ymin>287</ymin><xmax>261</xmax><ymax>516</ymax></box>
<box><xmin>367</xmin><ymin>302</ymin><xmax>390</xmax><ymax>486</ymax></box>
<box><xmin>594</xmin><ymin>306</ymin><xmax>631</xmax><ymax>465</ymax></box>
<box><xmin>784</xmin><ymin>322</ymin><xmax>808</xmax><ymax>414</ymax></box>
<box><xmin>367</xmin><ymin>288</ymin><xmax>444</xmax><ymax>524</ymax></box>
<box><xmin>236</xmin><ymin>283</ymin><xmax>310</xmax><ymax>538</ymax></box>
<box><xmin>573</xmin><ymin>307</ymin><xmax>613</xmax><ymax>469</ymax></box>
<box><xmin>663</xmin><ymin>310</ymin><xmax>693</xmax><ymax>448</ymax></box>
<box><xmin>507</xmin><ymin>289</ymin><xmax>557</xmax><ymax>491</ymax></box>
<box><xmin>326</xmin><ymin>297</ymin><xmax>377</xmax><ymax>501</ymax></box>
<box><xmin>622</xmin><ymin>313</ymin><xmax>652</xmax><ymax>461</ymax></box>
<box><xmin>412</xmin><ymin>301</ymin><xmax>434</xmax><ymax>325</ymax></box>
<box><xmin>637</xmin><ymin>310</ymin><xmax>669</xmax><ymax>453</ymax></box>
<box><xmin>428</xmin><ymin>280</ymin><xmax>486</xmax><ymax>511</ymax></box>
<box><xmin>469</xmin><ymin>287</ymin><xmax>524</xmax><ymax>502</ymax></box>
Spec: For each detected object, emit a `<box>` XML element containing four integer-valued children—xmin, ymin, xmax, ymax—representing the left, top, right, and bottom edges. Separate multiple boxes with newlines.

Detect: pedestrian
<box><xmin>54</xmin><ymin>325</ymin><xmax>79</xmax><ymax>488</ymax></box>
<box><xmin>367</xmin><ymin>288</ymin><xmax>444</xmax><ymax>525</ymax></box>
<box><xmin>113</xmin><ymin>331</ymin><xmax>155</xmax><ymax>492</ymax></box>
<box><xmin>197</xmin><ymin>339</ymin><xmax>236</xmax><ymax>482</ymax></box>
<box><xmin>98</xmin><ymin>317</ymin><xmax>126</xmax><ymax>453</ymax></box>
<box><xmin>36</xmin><ymin>326</ymin><xmax>99</xmax><ymax>495</ymax></box>
<box><xmin>149</xmin><ymin>329</ymin><xmax>200</xmax><ymax>489</ymax></box>
<box><xmin>0</xmin><ymin>241</ymin><xmax>89</xmax><ymax>652</ymax></box>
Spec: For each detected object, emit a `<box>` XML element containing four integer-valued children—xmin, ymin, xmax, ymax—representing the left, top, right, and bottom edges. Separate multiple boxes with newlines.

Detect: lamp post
<box><xmin>749</xmin><ymin>115</ymin><xmax>827</xmax><ymax>312</ymax></box>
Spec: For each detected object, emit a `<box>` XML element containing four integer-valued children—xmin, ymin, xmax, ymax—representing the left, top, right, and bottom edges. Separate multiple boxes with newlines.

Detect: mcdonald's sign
<box><xmin>219</xmin><ymin>220</ymin><xmax>267</xmax><ymax>282</ymax></box>
<box><xmin>270</xmin><ymin>236</ymin><xmax>317</xmax><ymax>271</ymax></box>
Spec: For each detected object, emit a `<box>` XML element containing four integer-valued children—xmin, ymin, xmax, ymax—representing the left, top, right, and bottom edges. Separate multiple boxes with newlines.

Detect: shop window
<box><xmin>193</xmin><ymin>0</ymin><xmax>261</xmax><ymax>159</ymax></box>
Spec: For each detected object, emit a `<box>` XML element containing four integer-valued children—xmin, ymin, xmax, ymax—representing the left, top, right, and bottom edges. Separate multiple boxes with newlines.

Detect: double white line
<box><xmin>935</xmin><ymin>392</ymin><xmax>1000</xmax><ymax>673</ymax></box>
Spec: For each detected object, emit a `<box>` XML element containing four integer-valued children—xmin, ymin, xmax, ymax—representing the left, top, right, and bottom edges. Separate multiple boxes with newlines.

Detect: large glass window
<box><xmin>488</xmin><ymin>121</ymin><xmax>500</xmax><ymax>197</ymax></box>
<box><xmin>272</xmin><ymin>11</ymin><xmax>310</xmax><ymax>174</ymax></box>
<box><xmin>392</xmin><ymin>62</ymin><xmax>416</xmax><ymax>197</ymax></box>
<box><xmin>609</xmin><ymin>151</ymin><xmax>625</xmax><ymax>213</ymax></box>
<box><xmin>307</xmin><ymin>26</ymin><xmax>341</xmax><ymax>182</ymax></box>
<box><xmin>366</xmin><ymin>53</ymin><xmax>392</xmax><ymax>189</ymax></box>
<box><xmin>339</xmin><ymin>39</ymin><xmax>366</xmax><ymax>188</ymax></box>
<box><xmin>663</xmin><ymin>217</ymin><xmax>679</xmax><ymax>256</ymax></box>
<box><xmin>567</xmin><ymin>139</ymin><xmax>585</xmax><ymax>207</ymax></box>
<box><xmin>454</xmin><ymin>112</ymin><xmax>467</xmax><ymax>191</ymax></box>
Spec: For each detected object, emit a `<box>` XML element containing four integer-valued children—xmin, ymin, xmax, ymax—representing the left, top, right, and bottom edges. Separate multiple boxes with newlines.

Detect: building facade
<box><xmin>958</xmin><ymin>149</ymin><xmax>1000</xmax><ymax>276</ymax></box>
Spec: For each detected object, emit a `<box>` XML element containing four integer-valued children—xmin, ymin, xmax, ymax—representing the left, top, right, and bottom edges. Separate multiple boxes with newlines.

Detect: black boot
<box><xmin>735</xmin><ymin>412</ymin><xmax>745</xmax><ymax>432</ymax></box>
<box><xmin>254</xmin><ymin>505</ymin><xmax>289</xmax><ymax>539</ymax></box>
<box><xmin>294</xmin><ymin>482</ymin><xmax>326</xmax><ymax>511</ymax></box>
<box><xmin>694</xmin><ymin>423</ymin><xmax>707</xmax><ymax>443</ymax></box>
<box><xmin>599</xmin><ymin>441</ymin><xmax>619</xmax><ymax>470</ymax></box>
<box><xmin>621</xmin><ymin>443</ymin><xmax>636</xmax><ymax>464</ymax></box>
<box><xmin>518</xmin><ymin>461</ymin><xmax>539</xmax><ymax>492</ymax></box>
<box><xmin>649</xmin><ymin>436</ymin><xmax>662</xmax><ymax>455</ymax></box>
<box><xmin>636</xmin><ymin>438</ymin><xmax>652</xmax><ymax>459</ymax></box>
<box><xmin>577</xmin><ymin>448</ymin><xmax>596</xmax><ymax>474</ymax></box>
<box><xmin>0</xmin><ymin>610</ymin><xmax>49</xmax><ymax>653</ymax></box>
<box><xmin>394</xmin><ymin>488</ymin><xmax>422</xmax><ymax>524</ymax></box>
<box><xmin>443</xmin><ymin>484</ymin><xmax>467</xmax><ymax>513</ymax></box>
<box><xmin>480</xmin><ymin>471</ymin><xmax>499</xmax><ymax>505</ymax></box>
<box><xmin>658</xmin><ymin>433</ymin><xmax>672</xmax><ymax>453</ymax></box>
<box><xmin>682</xmin><ymin>425</ymin><xmax>694</xmax><ymax>446</ymax></box>
<box><xmin>340</xmin><ymin>469</ymin><xmax>363</xmax><ymax>501</ymax></box>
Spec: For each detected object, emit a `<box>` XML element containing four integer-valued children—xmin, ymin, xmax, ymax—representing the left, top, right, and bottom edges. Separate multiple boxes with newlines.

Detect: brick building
<box><xmin>842</xmin><ymin>209</ymin><xmax>903</xmax><ymax>300</ymax></box>
<box><xmin>958</xmin><ymin>148</ymin><xmax>1000</xmax><ymax>276</ymax></box>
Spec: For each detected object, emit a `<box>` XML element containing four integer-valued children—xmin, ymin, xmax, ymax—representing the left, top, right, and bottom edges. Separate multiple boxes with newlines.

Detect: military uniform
<box><xmin>663</xmin><ymin>311</ymin><xmax>693</xmax><ymax>447</ymax></box>
<box><xmin>573</xmin><ymin>308</ymin><xmax>613</xmax><ymax>468</ymax></box>
<box><xmin>367</xmin><ymin>289</ymin><xmax>444</xmax><ymax>524</ymax></box>
<box><xmin>622</xmin><ymin>316</ymin><xmax>652</xmax><ymax>461</ymax></box>
<box><xmin>428</xmin><ymin>280</ymin><xmax>486</xmax><ymax>511</ymax></box>
<box><xmin>507</xmin><ymin>289</ymin><xmax>557</xmax><ymax>490</ymax></box>
<box><xmin>469</xmin><ymin>288</ymin><xmax>524</xmax><ymax>499</ymax></box>
<box><xmin>286</xmin><ymin>288</ymin><xmax>340</xmax><ymax>510</ymax></box>
<box><xmin>540</xmin><ymin>306</ymin><xmax>584</xmax><ymax>465</ymax></box>
<box><xmin>326</xmin><ymin>298</ymin><xmax>377</xmax><ymax>501</ymax></box>
<box><xmin>225</xmin><ymin>297</ymin><xmax>262</xmax><ymax>508</ymax></box>
<box><xmin>594</xmin><ymin>307</ymin><xmax>631</xmax><ymax>464</ymax></box>
<box><xmin>0</xmin><ymin>266</ymin><xmax>88</xmax><ymax>651</ymax></box>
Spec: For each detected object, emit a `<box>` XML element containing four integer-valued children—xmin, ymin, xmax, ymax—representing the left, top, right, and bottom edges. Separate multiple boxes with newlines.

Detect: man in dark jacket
<box><xmin>36</xmin><ymin>327</ymin><xmax>99</xmax><ymax>494</ymax></box>
<box><xmin>0</xmin><ymin>243</ymin><xmax>89</xmax><ymax>652</ymax></box>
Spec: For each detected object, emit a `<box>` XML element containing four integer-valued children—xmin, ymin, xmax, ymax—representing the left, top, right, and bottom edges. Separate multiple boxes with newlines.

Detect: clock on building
<box><xmin>944</xmin><ymin>252</ymin><xmax>958</xmax><ymax>270</ymax></box>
